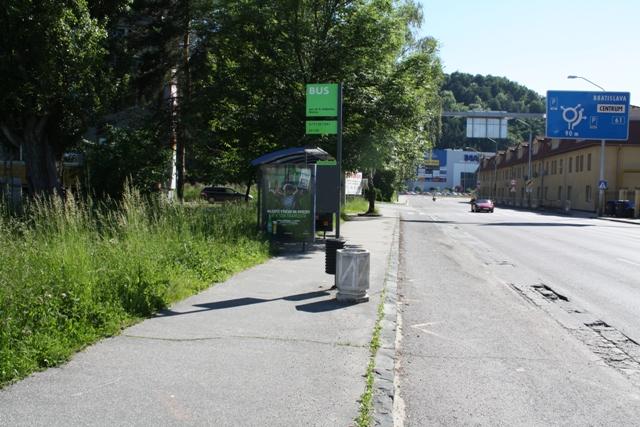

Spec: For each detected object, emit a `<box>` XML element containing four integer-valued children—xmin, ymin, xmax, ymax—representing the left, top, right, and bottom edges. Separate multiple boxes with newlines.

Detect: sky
<box><xmin>417</xmin><ymin>0</ymin><xmax>640</xmax><ymax>105</ymax></box>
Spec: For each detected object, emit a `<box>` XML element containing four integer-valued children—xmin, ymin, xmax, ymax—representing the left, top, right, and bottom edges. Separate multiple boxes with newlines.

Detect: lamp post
<box><xmin>488</xmin><ymin>137</ymin><xmax>498</xmax><ymax>200</ymax></box>
<box><xmin>567</xmin><ymin>75</ymin><xmax>606</xmax><ymax>215</ymax></box>
<box><xmin>464</xmin><ymin>146</ymin><xmax>481</xmax><ymax>196</ymax></box>
<box><xmin>515</xmin><ymin>118</ymin><xmax>533</xmax><ymax>207</ymax></box>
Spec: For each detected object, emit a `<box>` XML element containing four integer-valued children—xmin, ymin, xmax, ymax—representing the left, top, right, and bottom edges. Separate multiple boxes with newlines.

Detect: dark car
<box><xmin>471</xmin><ymin>198</ymin><xmax>494</xmax><ymax>213</ymax></box>
<box><xmin>200</xmin><ymin>186</ymin><xmax>252</xmax><ymax>203</ymax></box>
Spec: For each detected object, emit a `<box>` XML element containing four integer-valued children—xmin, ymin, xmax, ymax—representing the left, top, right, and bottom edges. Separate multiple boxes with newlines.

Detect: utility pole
<box><xmin>515</xmin><ymin>119</ymin><xmax>533</xmax><ymax>207</ymax></box>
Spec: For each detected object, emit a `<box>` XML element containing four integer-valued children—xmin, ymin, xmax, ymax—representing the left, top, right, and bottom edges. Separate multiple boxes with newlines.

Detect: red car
<box><xmin>471</xmin><ymin>198</ymin><xmax>494</xmax><ymax>213</ymax></box>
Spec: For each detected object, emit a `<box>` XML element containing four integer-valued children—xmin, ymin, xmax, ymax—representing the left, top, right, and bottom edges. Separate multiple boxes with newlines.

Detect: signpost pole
<box><xmin>598</xmin><ymin>139</ymin><xmax>605</xmax><ymax>215</ymax></box>
<box><xmin>336</xmin><ymin>82</ymin><xmax>343</xmax><ymax>239</ymax></box>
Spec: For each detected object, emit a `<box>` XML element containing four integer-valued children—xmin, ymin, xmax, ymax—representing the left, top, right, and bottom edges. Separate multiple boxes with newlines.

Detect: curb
<box><xmin>371</xmin><ymin>216</ymin><xmax>400</xmax><ymax>426</ymax></box>
<box><xmin>597</xmin><ymin>216</ymin><xmax>640</xmax><ymax>226</ymax></box>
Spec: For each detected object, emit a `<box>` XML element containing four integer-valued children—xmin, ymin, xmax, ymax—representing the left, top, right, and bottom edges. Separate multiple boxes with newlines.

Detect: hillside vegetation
<box><xmin>439</xmin><ymin>72</ymin><xmax>546</xmax><ymax>151</ymax></box>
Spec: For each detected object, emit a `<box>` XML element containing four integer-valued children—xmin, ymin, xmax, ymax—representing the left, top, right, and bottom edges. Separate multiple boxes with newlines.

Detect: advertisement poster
<box><xmin>262</xmin><ymin>165</ymin><xmax>315</xmax><ymax>241</ymax></box>
<box><xmin>345</xmin><ymin>171</ymin><xmax>364</xmax><ymax>195</ymax></box>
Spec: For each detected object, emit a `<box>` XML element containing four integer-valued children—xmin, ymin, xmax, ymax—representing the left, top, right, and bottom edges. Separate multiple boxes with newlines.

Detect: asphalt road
<box><xmin>394</xmin><ymin>196</ymin><xmax>640</xmax><ymax>426</ymax></box>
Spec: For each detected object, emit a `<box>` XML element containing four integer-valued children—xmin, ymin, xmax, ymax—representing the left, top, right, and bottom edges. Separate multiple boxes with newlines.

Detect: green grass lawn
<box><xmin>0</xmin><ymin>188</ymin><xmax>269</xmax><ymax>387</ymax></box>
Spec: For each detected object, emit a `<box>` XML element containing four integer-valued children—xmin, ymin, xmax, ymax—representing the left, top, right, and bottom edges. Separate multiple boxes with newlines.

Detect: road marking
<box><xmin>617</xmin><ymin>257</ymin><xmax>640</xmax><ymax>267</ymax></box>
<box><xmin>410</xmin><ymin>322</ymin><xmax>444</xmax><ymax>338</ymax></box>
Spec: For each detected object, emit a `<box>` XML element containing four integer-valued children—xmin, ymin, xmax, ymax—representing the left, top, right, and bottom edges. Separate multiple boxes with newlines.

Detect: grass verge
<box><xmin>0</xmin><ymin>188</ymin><xmax>269</xmax><ymax>387</ymax></box>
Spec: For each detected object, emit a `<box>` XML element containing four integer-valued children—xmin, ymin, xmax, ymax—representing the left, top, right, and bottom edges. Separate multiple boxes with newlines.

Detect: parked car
<box><xmin>471</xmin><ymin>198</ymin><xmax>494</xmax><ymax>213</ymax></box>
<box><xmin>200</xmin><ymin>186</ymin><xmax>252</xmax><ymax>203</ymax></box>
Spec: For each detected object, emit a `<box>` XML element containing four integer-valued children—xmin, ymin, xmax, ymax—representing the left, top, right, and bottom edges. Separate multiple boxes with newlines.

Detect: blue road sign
<box><xmin>546</xmin><ymin>91</ymin><xmax>630</xmax><ymax>141</ymax></box>
<box><xmin>599</xmin><ymin>180</ymin><xmax>608</xmax><ymax>190</ymax></box>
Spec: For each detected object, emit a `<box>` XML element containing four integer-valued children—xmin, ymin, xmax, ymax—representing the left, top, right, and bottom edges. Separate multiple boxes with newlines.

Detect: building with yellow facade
<box><xmin>477</xmin><ymin>107</ymin><xmax>640</xmax><ymax>214</ymax></box>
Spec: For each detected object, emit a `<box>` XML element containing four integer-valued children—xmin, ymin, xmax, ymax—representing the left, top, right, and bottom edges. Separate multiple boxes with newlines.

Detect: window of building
<box><xmin>544</xmin><ymin>186</ymin><xmax>548</xmax><ymax>200</ymax></box>
<box><xmin>587</xmin><ymin>153</ymin><xmax>592</xmax><ymax>171</ymax></box>
<box><xmin>580</xmin><ymin>155</ymin><xmax>584</xmax><ymax>172</ymax></box>
<box><xmin>567</xmin><ymin>186</ymin><xmax>572</xmax><ymax>201</ymax></box>
<box><xmin>586</xmin><ymin>185</ymin><xmax>592</xmax><ymax>202</ymax></box>
<box><xmin>558</xmin><ymin>186</ymin><xmax>562</xmax><ymax>200</ymax></box>
<box><xmin>569</xmin><ymin>157</ymin><xmax>573</xmax><ymax>173</ymax></box>
<box><xmin>536</xmin><ymin>187</ymin><xmax>540</xmax><ymax>199</ymax></box>
<box><xmin>559</xmin><ymin>159</ymin><xmax>563</xmax><ymax>174</ymax></box>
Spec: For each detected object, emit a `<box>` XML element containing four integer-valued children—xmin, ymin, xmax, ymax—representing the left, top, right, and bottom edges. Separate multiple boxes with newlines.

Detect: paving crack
<box><xmin>122</xmin><ymin>333</ymin><xmax>365</xmax><ymax>348</ymax></box>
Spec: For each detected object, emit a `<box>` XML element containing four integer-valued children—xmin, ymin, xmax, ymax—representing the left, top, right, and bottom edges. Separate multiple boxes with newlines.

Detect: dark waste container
<box><xmin>614</xmin><ymin>200</ymin><xmax>633</xmax><ymax>218</ymax></box>
<box><xmin>325</xmin><ymin>238</ymin><xmax>346</xmax><ymax>274</ymax></box>
<box><xmin>605</xmin><ymin>200</ymin><xmax>616</xmax><ymax>216</ymax></box>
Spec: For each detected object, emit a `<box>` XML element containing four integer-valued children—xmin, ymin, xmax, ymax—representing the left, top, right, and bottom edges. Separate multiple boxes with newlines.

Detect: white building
<box><xmin>408</xmin><ymin>148</ymin><xmax>494</xmax><ymax>192</ymax></box>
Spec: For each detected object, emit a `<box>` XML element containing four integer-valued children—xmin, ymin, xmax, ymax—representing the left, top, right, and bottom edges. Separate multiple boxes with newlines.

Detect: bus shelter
<box><xmin>251</xmin><ymin>147</ymin><xmax>338</xmax><ymax>242</ymax></box>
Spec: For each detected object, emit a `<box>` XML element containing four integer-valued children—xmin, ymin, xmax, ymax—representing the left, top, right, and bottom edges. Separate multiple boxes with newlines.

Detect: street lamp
<box><xmin>464</xmin><ymin>146</ymin><xmax>481</xmax><ymax>195</ymax></box>
<box><xmin>567</xmin><ymin>75</ymin><xmax>606</xmax><ymax>91</ymax></box>
<box><xmin>487</xmin><ymin>137</ymin><xmax>498</xmax><ymax>200</ymax></box>
<box><xmin>567</xmin><ymin>75</ymin><xmax>607</xmax><ymax>215</ymax></box>
<box><xmin>515</xmin><ymin>118</ymin><xmax>533</xmax><ymax>207</ymax></box>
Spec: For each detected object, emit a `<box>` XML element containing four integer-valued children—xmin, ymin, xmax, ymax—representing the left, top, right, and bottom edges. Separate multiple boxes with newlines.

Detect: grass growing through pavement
<box><xmin>0</xmin><ymin>188</ymin><xmax>269</xmax><ymax>387</ymax></box>
<box><xmin>355</xmin><ymin>286</ymin><xmax>386</xmax><ymax>427</ymax></box>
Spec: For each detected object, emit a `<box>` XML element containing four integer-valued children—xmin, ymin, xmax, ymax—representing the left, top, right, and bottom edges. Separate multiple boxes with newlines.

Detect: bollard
<box><xmin>336</xmin><ymin>248</ymin><xmax>370</xmax><ymax>303</ymax></box>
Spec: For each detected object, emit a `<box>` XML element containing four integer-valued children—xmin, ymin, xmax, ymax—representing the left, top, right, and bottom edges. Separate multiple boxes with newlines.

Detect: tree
<box><xmin>438</xmin><ymin>72</ymin><xmax>545</xmax><ymax>150</ymax></box>
<box><xmin>185</xmin><ymin>0</ymin><xmax>442</xmax><ymax>212</ymax></box>
<box><xmin>0</xmin><ymin>1</ymin><xmax>109</xmax><ymax>195</ymax></box>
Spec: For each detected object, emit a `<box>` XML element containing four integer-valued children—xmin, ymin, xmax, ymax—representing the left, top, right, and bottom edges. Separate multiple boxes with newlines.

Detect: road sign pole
<box><xmin>598</xmin><ymin>139</ymin><xmax>605</xmax><ymax>216</ymax></box>
<box><xmin>336</xmin><ymin>83</ymin><xmax>343</xmax><ymax>239</ymax></box>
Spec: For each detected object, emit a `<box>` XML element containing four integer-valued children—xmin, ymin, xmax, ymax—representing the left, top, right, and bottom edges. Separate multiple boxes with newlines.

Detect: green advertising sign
<box><xmin>306</xmin><ymin>120</ymin><xmax>337</xmax><ymax>135</ymax></box>
<box><xmin>261</xmin><ymin>165</ymin><xmax>315</xmax><ymax>242</ymax></box>
<box><xmin>306</xmin><ymin>83</ymin><xmax>338</xmax><ymax>117</ymax></box>
<box><xmin>316</xmin><ymin>159</ymin><xmax>337</xmax><ymax>166</ymax></box>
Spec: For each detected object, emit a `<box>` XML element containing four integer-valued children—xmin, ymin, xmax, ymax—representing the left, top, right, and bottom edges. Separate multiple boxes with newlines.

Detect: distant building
<box><xmin>408</xmin><ymin>148</ymin><xmax>493</xmax><ymax>192</ymax></box>
<box><xmin>477</xmin><ymin>107</ymin><xmax>640</xmax><ymax>213</ymax></box>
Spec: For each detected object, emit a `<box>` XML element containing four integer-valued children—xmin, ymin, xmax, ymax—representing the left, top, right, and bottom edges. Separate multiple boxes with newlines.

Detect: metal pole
<box><xmin>488</xmin><ymin>138</ymin><xmax>497</xmax><ymax>200</ymax></box>
<box><xmin>598</xmin><ymin>139</ymin><xmax>605</xmax><ymax>215</ymax></box>
<box><xmin>567</xmin><ymin>75</ymin><xmax>607</xmax><ymax>215</ymax></box>
<box><xmin>336</xmin><ymin>82</ymin><xmax>343</xmax><ymax>238</ymax></box>
<box><xmin>527</xmin><ymin>129</ymin><xmax>532</xmax><ymax>207</ymax></box>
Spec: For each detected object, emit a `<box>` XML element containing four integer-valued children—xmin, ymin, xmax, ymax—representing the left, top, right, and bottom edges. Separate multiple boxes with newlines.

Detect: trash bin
<box><xmin>336</xmin><ymin>248</ymin><xmax>370</xmax><ymax>303</ymax></box>
<box><xmin>325</xmin><ymin>238</ymin><xmax>346</xmax><ymax>275</ymax></box>
<box><xmin>605</xmin><ymin>200</ymin><xmax>616</xmax><ymax>216</ymax></box>
<box><xmin>615</xmin><ymin>200</ymin><xmax>633</xmax><ymax>218</ymax></box>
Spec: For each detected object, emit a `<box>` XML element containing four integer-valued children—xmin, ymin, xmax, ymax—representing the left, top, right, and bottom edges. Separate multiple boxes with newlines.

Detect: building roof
<box><xmin>479</xmin><ymin>120</ymin><xmax>640</xmax><ymax>172</ymax></box>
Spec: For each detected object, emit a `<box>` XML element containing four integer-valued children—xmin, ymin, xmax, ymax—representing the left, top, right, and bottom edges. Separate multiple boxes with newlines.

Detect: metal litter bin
<box><xmin>336</xmin><ymin>248</ymin><xmax>370</xmax><ymax>303</ymax></box>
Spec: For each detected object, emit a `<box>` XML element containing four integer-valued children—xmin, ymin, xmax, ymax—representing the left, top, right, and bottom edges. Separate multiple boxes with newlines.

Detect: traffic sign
<box><xmin>598</xmin><ymin>180</ymin><xmax>608</xmax><ymax>190</ymax></box>
<box><xmin>306</xmin><ymin>84</ymin><xmax>338</xmax><ymax>117</ymax></box>
<box><xmin>546</xmin><ymin>91</ymin><xmax>630</xmax><ymax>140</ymax></box>
<box><xmin>306</xmin><ymin>120</ymin><xmax>337</xmax><ymax>135</ymax></box>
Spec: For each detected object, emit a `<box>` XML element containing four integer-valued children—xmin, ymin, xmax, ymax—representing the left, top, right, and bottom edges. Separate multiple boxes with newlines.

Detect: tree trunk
<box><xmin>367</xmin><ymin>170</ymin><xmax>376</xmax><ymax>214</ymax></box>
<box><xmin>176</xmin><ymin>0</ymin><xmax>191</xmax><ymax>203</ymax></box>
<box><xmin>244</xmin><ymin>182</ymin><xmax>252</xmax><ymax>201</ymax></box>
<box><xmin>3</xmin><ymin>117</ymin><xmax>61</xmax><ymax>196</ymax></box>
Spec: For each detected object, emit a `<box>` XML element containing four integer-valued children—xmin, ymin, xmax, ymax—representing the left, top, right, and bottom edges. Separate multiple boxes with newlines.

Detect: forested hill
<box><xmin>438</xmin><ymin>72</ymin><xmax>546</xmax><ymax>150</ymax></box>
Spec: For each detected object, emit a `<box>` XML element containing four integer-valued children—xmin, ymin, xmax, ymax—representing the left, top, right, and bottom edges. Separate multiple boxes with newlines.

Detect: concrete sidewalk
<box><xmin>0</xmin><ymin>207</ymin><xmax>399</xmax><ymax>426</ymax></box>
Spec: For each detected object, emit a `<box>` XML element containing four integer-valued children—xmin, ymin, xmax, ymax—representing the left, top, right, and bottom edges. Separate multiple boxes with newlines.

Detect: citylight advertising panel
<box><xmin>261</xmin><ymin>164</ymin><xmax>315</xmax><ymax>241</ymax></box>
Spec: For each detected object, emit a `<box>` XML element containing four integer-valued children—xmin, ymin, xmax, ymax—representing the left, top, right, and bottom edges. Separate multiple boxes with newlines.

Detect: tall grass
<box><xmin>0</xmin><ymin>188</ymin><xmax>269</xmax><ymax>386</ymax></box>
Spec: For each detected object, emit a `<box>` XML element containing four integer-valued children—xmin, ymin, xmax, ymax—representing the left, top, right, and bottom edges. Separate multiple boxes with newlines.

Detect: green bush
<box><xmin>0</xmin><ymin>188</ymin><xmax>269</xmax><ymax>386</ymax></box>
